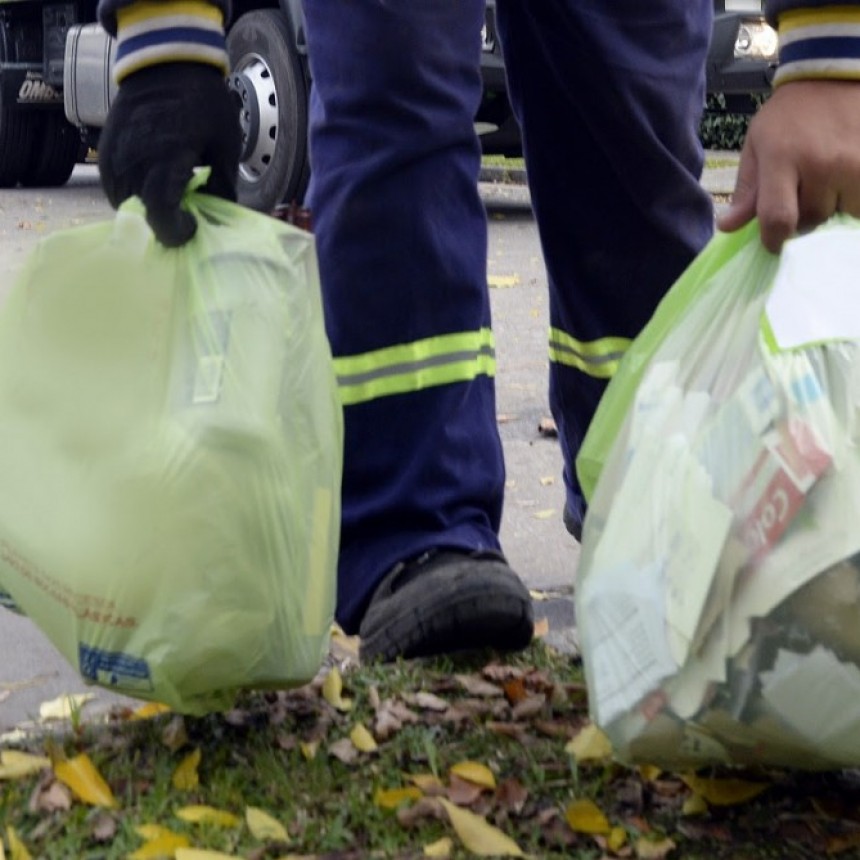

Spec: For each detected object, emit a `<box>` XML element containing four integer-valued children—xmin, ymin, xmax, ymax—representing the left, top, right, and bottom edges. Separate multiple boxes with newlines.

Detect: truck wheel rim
<box><xmin>228</xmin><ymin>53</ymin><xmax>279</xmax><ymax>184</ymax></box>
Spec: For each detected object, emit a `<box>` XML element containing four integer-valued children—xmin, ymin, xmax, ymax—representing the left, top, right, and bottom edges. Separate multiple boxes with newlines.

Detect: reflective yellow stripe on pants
<box><xmin>334</xmin><ymin>328</ymin><xmax>497</xmax><ymax>406</ymax></box>
<box><xmin>547</xmin><ymin>326</ymin><xmax>631</xmax><ymax>380</ymax></box>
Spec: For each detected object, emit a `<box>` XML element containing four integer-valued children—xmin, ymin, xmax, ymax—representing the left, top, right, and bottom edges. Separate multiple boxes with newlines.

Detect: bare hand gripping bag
<box><xmin>0</xmin><ymin>181</ymin><xmax>342</xmax><ymax>715</ymax></box>
<box><xmin>576</xmin><ymin>217</ymin><xmax>860</xmax><ymax>770</ymax></box>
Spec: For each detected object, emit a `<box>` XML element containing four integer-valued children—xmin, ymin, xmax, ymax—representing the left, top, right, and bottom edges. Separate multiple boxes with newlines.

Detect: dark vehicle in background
<box><xmin>709</xmin><ymin>0</ymin><xmax>778</xmax><ymax>112</ymax></box>
<box><xmin>0</xmin><ymin>0</ymin><xmax>776</xmax><ymax>210</ymax></box>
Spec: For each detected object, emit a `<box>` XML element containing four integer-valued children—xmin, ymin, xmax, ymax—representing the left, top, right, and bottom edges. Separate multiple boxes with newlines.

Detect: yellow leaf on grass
<box><xmin>424</xmin><ymin>836</ymin><xmax>453</xmax><ymax>857</ymax></box>
<box><xmin>608</xmin><ymin>826</ymin><xmax>628</xmax><ymax>852</ymax></box>
<box><xmin>408</xmin><ymin>773</ymin><xmax>445</xmax><ymax>792</ymax></box>
<box><xmin>39</xmin><ymin>693</ymin><xmax>94</xmax><ymax>722</ymax></box>
<box><xmin>246</xmin><ymin>807</ymin><xmax>289</xmax><ymax>842</ymax></box>
<box><xmin>638</xmin><ymin>765</ymin><xmax>662</xmax><ymax>783</ymax></box>
<box><xmin>0</xmin><ymin>751</ymin><xmax>51</xmax><ymax>780</ymax></box>
<box><xmin>300</xmin><ymin>741</ymin><xmax>319</xmax><ymax>761</ymax></box>
<box><xmin>130</xmin><ymin>702</ymin><xmax>172</xmax><ymax>720</ymax></box>
<box><xmin>54</xmin><ymin>754</ymin><xmax>118</xmax><ymax>808</ymax></box>
<box><xmin>449</xmin><ymin>761</ymin><xmax>496</xmax><ymax>790</ymax></box>
<box><xmin>635</xmin><ymin>835</ymin><xmax>676</xmax><ymax>859</ymax></box>
<box><xmin>682</xmin><ymin>793</ymin><xmax>709</xmax><ymax>816</ymax></box>
<box><xmin>374</xmin><ymin>786</ymin><xmax>423</xmax><ymax>809</ymax></box>
<box><xmin>349</xmin><ymin>723</ymin><xmax>378</xmax><ymax>753</ymax></box>
<box><xmin>175</xmin><ymin>850</ymin><xmax>239</xmax><ymax>860</ymax></box>
<box><xmin>129</xmin><ymin>832</ymin><xmax>191</xmax><ymax>859</ymax></box>
<box><xmin>439</xmin><ymin>798</ymin><xmax>524</xmax><ymax>857</ymax></box>
<box><xmin>135</xmin><ymin>824</ymin><xmax>185</xmax><ymax>841</ymax></box>
<box><xmin>172</xmin><ymin>748</ymin><xmax>201</xmax><ymax>791</ymax></box>
<box><xmin>532</xmin><ymin>617</ymin><xmax>550</xmax><ymax>639</ymax></box>
<box><xmin>321</xmin><ymin>668</ymin><xmax>353</xmax><ymax>712</ymax></box>
<box><xmin>564</xmin><ymin>798</ymin><xmax>611</xmax><ymax>835</ymax></box>
<box><xmin>176</xmin><ymin>805</ymin><xmax>241</xmax><ymax>828</ymax></box>
<box><xmin>6</xmin><ymin>827</ymin><xmax>32</xmax><ymax>860</ymax></box>
<box><xmin>565</xmin><ymin>723</ymin><xmax>613</xmax><ymax>763</ymax></box>
<box><xmin>680</xmin><ymin>774</ymin><xmax>768</xmax><ymax>806</ymax></box>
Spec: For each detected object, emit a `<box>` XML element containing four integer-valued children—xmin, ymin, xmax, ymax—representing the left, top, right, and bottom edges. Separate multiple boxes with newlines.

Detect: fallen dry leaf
<box><xmin>374</xmin><ymin>786</ymin><xmax>423</xmax><ymax>810</ymax></box>
<box><xmin>680</xmin><ymin>774</ymin><xmax>769</xmax><ymax>806</ymax></box>
<box><xmin>565</xmin><ymin>798</ymin><xmax>611</xmax><ymax>835</ymax></box>
<box><xmin>409</xmin><ymin>692</ymin><xmax>449</xmax><ymax>712</ymax></box>
<box><xmin>608</xmin><ymin>826</ymin><xmax>628</xmax><ymax>852</ymax></box>
<box><xmin>447</xmin><ymin>774</ymin><xmax>486</xmax><ymax>807</ymax></box>
<box><xmin>246</xmin><ymin>806</ymin><xmax>289</xmax><ymax>842</ymax></box>
<box><xmin>38</xmin><ymin>693</ymin><xmax>94</xmax><ymax>722</ymax></box>
<box><xmin>161</xmin><ymin>715</ymin><xmax>189</xmax><ymax>752</ymax></box>
<box><xmin>511</xmin><ymin>694</ymin><xmax>546</xmax><ymax>720</ymax></box>
<box><xmin>439</xmin><ymin>797</ymin><xmax>524</xmax><ymax>857</ymax></box>
<box><xmin>565</xmin><ymin>723</ymin><xmax>613</xmax><ymax>764</ymax></box>
<box><xmin>374</xmin><ymin>699</ymin><xmax>420</xmax><ymax>740</ymax></box>
<box><xmin>454</xmin><ymin>675</ymin><xmax>504</xmax><ymax>698</ymax></box>
<box><xmin>423</xmin><ymin>836</ymin><xmax>453</xmax><ymax>857</ymax></box>
<box><xmin>90</xmin><ymin>811</ymin><xmax>117</xmax><ymax>842</ymax></box>
<box><xmin>175</xmin><ymin>850</ymin><xmax>239</xmax><ymax>859</ymax></box>
<box><xmin>176</xmin><ymin>805</ymin><xmax>241</xmax><ymax>828</ymax></box>
<box><xmin>172</xmin><ymin>748</ymin><xmax>201</xmax><ymax>791</ymax></box>
<box><xmin>450</xmin><ymin>761</ymin><xmax>496</xmax><ymax>790</ymax></box>
<box><xmin>0</xmin><ymin>751</ymin><xmax>51</xmax><ymax>781</ymax></box>
<box><xmin>495</xmin><ymin>778</ymin><xmax>528</xmax><ymax>815</ymax></box>
<box><xmin>329</xmin><ymin>737</ymin><xmax>359</xmax><ymax>765</ymax></box>
<box><xmin>130</xmin><ymin>702</ymin><xmax>171</xmax><ymax>720</ymax></box>
<box><xmin>349</xmin><ymin>722</ymin><xmax>378</xmax><ymax>753</ymax></box>
<box><xmin>408</xmin><ymin>773</ymin><xmax>446</xmax><ymax>795</ymax></box>
<box><xmin>534</xmin><ymin>618</ymin><xmax>552</xmax><ymax>640</ymax></box>
<box><xmin>129</xmin><ymin>830</ymin><xmax>191</xmax><ymax>859</ymax></box>
<box><xmin>5</xmin><ymin>827</ymin><xmax>31</xmax><ymax>860</ymax></box>
<box><xmin>635</xmin><ymin>835</ymin><xmax>676</xmax><ymax>859</ymax></box>
<box><xmin>488</xmin><ymin>274</ymin><xmax>520</xmax><ymax>289</ymax></box>
<box><xmin>681</xmin><ymin>793</ymin><xmax>709</xmax><ymax>816</ymax></box>
<box><xmin>300</xmin><ymin>740</ymin><xmax>319</xmax><ymax>761</ymax></box>
<box><xmin>321</xmin><ymin>667</ymin><xmax>353</xmax><ymax>712</ymax></box>
<box><xmin>397</xmin><ymin>796</ymin><xmax>447</xmax><ymax>828</ymax></box>
<box><xmin>28</xmin><ymin>777</ymin><xmax>72</xmax><ymax>813</ymax></box>
<box><xmin>54</xmin><ymin>754</ymin><xmax>118</xmax><ymax>808</ymax></box>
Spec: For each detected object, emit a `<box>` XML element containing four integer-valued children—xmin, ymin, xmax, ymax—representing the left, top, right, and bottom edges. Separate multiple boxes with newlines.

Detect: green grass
<box><xmin>3</xmin><ymin>642</ymin><xmax>860</xmax><ymax>859</ymax></box>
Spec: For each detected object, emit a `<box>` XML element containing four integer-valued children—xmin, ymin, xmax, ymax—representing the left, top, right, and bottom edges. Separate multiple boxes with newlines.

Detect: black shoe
<box><xmin>563</xmin><ymin>505</ymin><xmax>582</xmax><ymax>542</ymax></box>
<box><xmin>358</xmin><ymin>550</ymin><xmax>534</xmax><ymax>663</ymax></box>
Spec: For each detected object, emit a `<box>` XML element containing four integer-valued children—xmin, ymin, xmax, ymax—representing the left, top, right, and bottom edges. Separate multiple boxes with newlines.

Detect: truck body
<box><xmin>0</xmin><ymin>0</ymin><xmax>777</xmax><ymax>210</ymax></box>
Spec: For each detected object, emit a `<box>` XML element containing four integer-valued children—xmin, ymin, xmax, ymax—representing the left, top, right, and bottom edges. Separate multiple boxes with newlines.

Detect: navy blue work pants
<box><xmin>302</xmin><ymin>0</ymin><xmax>715</xmax><ymax>632</ymax></box>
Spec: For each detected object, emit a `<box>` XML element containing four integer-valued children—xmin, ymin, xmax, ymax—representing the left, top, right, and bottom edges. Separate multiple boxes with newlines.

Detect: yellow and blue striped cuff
<box><xmin>775</xmin><ymin>6</ymin><xmax>860</xmax><ymax>85</ymax></box>
<box><xmin>115</xmin><ymin>0</ymin><xmax>228</xmax><ymax>83</ymax></box>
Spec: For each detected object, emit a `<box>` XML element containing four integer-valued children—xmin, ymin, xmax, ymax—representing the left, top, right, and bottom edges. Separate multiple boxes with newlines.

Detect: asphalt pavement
<box><xmin>0</xmin><ymin>156</ymin><xmax>739</xmax><ymax>736</ymax></box>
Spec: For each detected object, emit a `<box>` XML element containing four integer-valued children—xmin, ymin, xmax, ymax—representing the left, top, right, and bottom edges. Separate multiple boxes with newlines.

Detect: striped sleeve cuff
<box><xmin>114</xmin><ymin>0</ymin><xmax>228</xmax><ymax>83</ymax></box>
<box><xmin>774</xmin><ymin>6</ymin><xmax>860</xmax><ymax>85</ymax></box>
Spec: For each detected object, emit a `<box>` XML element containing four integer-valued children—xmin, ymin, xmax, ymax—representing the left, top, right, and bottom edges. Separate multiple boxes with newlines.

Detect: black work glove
<box><xmin>98</xmin><ymin>62</ymin><xmax>242</xmax><ymax>247</ymax></box>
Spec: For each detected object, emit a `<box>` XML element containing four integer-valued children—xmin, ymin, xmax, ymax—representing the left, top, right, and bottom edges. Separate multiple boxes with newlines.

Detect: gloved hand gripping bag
<box><xmin>0</xmin><ymin>189</ymin><xmax>343</xmax><ymax>715</ymax></box>
<box><xmin>575</xmin><ymin>217</ymin><xmax>860</xmax><ymax>769</ymax></box>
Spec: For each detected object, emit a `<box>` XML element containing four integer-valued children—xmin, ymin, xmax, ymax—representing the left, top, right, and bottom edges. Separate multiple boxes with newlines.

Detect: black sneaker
<box><xmin>358</xmin><ymin>550</ymin><xmax>534</xmax><ymax>663</ymax></box>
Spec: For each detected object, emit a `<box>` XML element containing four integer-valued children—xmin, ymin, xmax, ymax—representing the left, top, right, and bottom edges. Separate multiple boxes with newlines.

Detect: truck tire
<box><xmin>227</xmin><ymin>9</ymin><xmax>309</xmax><ymax>212</ymax></box>
<box><xmin>21</xmin><ymin>112</ymin><xmax>82</xmax><ymax>187</ymax></box>
<box><xmin>0</xmin><ymin>97</ymin><xmax>37</xmax><ymax>188</ymax></box>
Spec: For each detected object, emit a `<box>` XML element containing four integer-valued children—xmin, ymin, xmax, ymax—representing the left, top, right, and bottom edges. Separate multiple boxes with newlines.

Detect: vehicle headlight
<box><xmin>735</xmin><ymin>20</ymin><xmax>779</xmax><ymax>61</ymax></box>
<box><xmin>481</xmin><ymin>23</ymin><xmax>495</xmax><ymax>52</ymax></box>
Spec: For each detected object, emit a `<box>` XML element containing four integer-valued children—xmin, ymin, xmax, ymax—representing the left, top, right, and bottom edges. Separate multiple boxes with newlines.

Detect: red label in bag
<box><xmin>734</xmin><ymin>417</ymin><xmax>831</xmax><ymax>562</ymax></box>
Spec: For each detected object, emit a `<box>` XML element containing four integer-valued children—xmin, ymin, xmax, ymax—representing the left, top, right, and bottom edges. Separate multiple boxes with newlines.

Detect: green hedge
<box><xmin>699</xmin><ymin>93</ymin><xmax>769</xmax><ymax>151</ymax></box>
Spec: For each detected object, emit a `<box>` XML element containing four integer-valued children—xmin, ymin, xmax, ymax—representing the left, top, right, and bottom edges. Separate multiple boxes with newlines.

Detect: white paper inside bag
<box><xmin>765</xmin><ymin>226</ymin><xmax>860</xmax><ymax>349</ymax></box>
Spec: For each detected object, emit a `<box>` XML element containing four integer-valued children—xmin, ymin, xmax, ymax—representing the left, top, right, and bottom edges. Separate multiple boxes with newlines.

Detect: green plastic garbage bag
<box><xmin>575</xmin><ymin>217</ymin><xmax>860</xmax><ymax>769</ymax></box>
<box><xmin>0</xmin><ymin>186</ymin><xmax>342</xmax><ymax>715</ymax></box>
